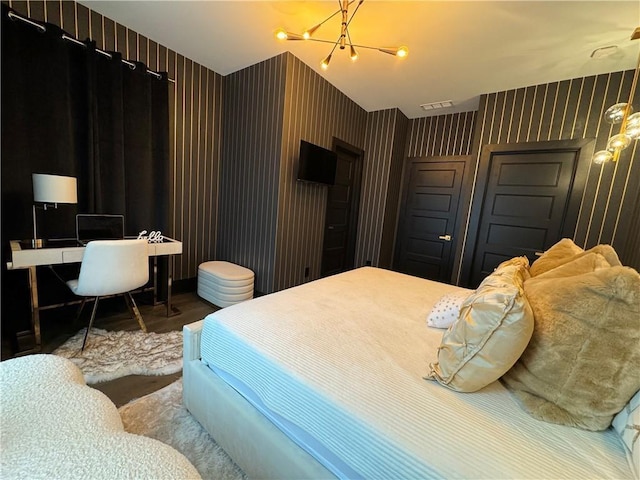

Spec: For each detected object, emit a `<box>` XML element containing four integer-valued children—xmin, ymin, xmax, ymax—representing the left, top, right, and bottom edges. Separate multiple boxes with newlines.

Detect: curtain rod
<box><xmin>7</xmin><ymin>10</ymin><xmax>175</xmax><ymax>84</ymax></box>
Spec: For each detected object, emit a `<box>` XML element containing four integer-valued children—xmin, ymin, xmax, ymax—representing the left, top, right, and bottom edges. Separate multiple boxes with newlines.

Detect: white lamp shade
<box><xmin>32</xmin><ymin>173</ymin><xmax>77</xmax><ymax>204</ymax></box>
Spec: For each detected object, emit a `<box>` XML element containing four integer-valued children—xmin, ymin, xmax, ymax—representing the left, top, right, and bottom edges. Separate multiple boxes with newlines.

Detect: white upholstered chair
<box><xmin>67</xmin><ymin>239</ymin><xmax>149</xmax><ymax>350</ymax></box>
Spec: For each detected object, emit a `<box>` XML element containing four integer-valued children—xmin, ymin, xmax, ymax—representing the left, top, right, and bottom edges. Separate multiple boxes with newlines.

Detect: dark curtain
<box><xmin>1</xmin><ymin>4</ymin><xmax>170</xmax><ymax>341</ymax></box>
<box><xmin>1</xmin><ymin>4</ymin><xmax>85</xmax><ymax>242</ymax></box>
<box><xmin>84</xmin><ymin>52</ymin><xmax>169</xmax><ymax>235</ymax></box>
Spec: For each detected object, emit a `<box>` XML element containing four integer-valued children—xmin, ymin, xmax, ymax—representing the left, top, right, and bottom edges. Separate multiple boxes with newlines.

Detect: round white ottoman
<box><xmin>197</xmin><ymin>261</ymin><xmax>254</xmax><ymax>308</ymax></box>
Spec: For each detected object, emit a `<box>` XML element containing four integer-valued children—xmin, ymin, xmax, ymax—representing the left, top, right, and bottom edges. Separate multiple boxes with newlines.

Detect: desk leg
<box><xmin>28</xmin><ymin>266</ymin><xmax>42</xmax><ymax>350</ymax></box>
<box><xmin>166</xmin><ymin>254</ymin><xmax>180</xmax><ymax>317</ymax></box>
<box><xmin>153</xmin><ymin>257</ymin><xmax>159</xmax><ymax>306</ymax></box>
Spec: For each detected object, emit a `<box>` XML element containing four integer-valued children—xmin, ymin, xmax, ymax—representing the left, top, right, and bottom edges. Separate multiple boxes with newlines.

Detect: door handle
<box><xmin>438</xmin><ymin>234</ymin><xmax>452</xmax><ymax>241</ymax></box>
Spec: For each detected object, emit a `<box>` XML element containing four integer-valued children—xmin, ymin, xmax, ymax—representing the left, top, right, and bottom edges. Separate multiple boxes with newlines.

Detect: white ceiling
<box><xmin>81</xmin><ymin>1</ymin><xmax>640</xmax><ymax>119</ymax></box>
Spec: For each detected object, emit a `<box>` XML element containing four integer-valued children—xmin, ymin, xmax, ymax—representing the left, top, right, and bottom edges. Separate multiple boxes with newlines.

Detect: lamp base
<box><xmin>32</xmin><ymin>238</ymin><xmax>43</xmax><ymax>249</ymax></box>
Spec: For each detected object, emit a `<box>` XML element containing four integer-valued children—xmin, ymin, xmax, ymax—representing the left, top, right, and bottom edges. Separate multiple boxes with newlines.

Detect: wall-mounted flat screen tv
<box><xmin>297</xmin><ymin>140</ymin><xmax>337</xmax><ymax>186</ymax></box>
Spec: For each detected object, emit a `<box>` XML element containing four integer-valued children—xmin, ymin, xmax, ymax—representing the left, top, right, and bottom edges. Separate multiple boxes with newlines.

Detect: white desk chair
<box><xmin>66</xmin><ymin>239</ymin><xmax>149</xmax><ymax>351</ymax></box>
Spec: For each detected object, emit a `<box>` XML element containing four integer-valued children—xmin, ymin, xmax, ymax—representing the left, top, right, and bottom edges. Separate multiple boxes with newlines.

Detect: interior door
<box><xmin>321</xmin><ymin>141</ymin><xmax>363</xmax><ymax>277</ymax></box>
<box><xmin>465</xmin><ymin>139</ymin><xmax>592</xmax><ymax>287</ymax></box>
<box><xmin>394</xmin><ymin>158</ymin><xmax>467</xmax><ymax>282</ymax></box>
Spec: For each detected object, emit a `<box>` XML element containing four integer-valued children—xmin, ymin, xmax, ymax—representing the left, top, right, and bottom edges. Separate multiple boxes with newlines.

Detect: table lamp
<box><xmin>32</xmin><ymin>173</ymin><xmax>77</xmax><ymax>248</ymax></box>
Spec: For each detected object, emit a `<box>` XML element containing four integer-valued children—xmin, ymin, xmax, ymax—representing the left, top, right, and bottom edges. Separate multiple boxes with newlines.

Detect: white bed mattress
<box><xmin>200</xmin><ymin>267</ymin><xmax>632</xmax><ymax>479</ymax></box>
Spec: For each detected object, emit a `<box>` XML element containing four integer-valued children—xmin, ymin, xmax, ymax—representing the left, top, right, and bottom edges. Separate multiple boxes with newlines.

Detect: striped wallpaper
<box><xmin>406</xmin><ymin>111</ymin><xmax>477</xmax><ymax>158</ymax></box>
<box><xmin>218</xmin><ymin>55</ymin><xmax>287</xmax><ymax>295</ymax></box>
<box><xmin>5</xmin><ymin>0</ymin><xmax>224</xmax><ymax>283</ymax></box>
<box><xmin>218</xmin><ymin>53</ymin><xmax>369</xmax><ymax>293</ymax></box>
<box><xmin>379</xmin><ymin>111</ymin><xmax>410</xmax><ymax>268</ymax></box>
<box><xmin>403</xmin><ymin>71</ymin><xmax>640</xmax><ymax>281</ymax></box>
<box><xmin>466</xmin><ymin>70</ymin><xmax>640</xmax><ymax>272</ymax></box>
<box><xmin>274</xmin><ymin>53</ymin><xmax>367</xmax><ymax>292</ymax></box>
<box><xmin>356</xmin><ymin>108</ymin><xmax>409</xmax><ymax>268</ymax></box>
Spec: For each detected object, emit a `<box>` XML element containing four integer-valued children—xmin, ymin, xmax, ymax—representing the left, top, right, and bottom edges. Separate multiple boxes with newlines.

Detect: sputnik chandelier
<box><xmin>275</xmin><ymin>0</ymin><xmax>408</xmax><ymax>70</ymax></box>
<box><xmin>593</xmin><ymin>26</ymin><xmax>640</xmax><ymax>165</ymax></box>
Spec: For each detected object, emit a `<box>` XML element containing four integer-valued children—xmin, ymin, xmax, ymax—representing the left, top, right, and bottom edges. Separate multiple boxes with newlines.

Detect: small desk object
<box><xmin>7</xmin><ymin>237</ymin><xmax>183</xmax><ymax>353</ymax></box>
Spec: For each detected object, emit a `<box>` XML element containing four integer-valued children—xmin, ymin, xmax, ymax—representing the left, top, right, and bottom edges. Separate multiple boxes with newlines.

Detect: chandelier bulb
<box><xmin>303</xmin><ymin>23</ymin><xmax>321</xmax><ymax>40</ymax></box>
<box><xmin>275</xmin><ymin>28</ymin><xmax>288</xmax><ymax>41</ymax></box>
<box><xmin>604</xmin><ymin>102</ymin><xmax>632</xmax><ymax>124</ymax></box>
<box><xmin>593</xmin><ymin>150</ymin><xmax>614</xmax><ymax>165</ymax></box>
<box><xmin>350</xmin><ymin>45</ymin><xmax>359</xmax><ymax>61</ymax></box>
<box><xmin>606</xmin><ymin>133</ymin><xmax>631</xmax><ymax>152</ymax></box>
<box><xmin>321</xmin><ymin>54</ymin><xmax>332</xmax><ymax>70</ymax></box>
<box><xmin>396</xmin><ymin>46</ymin><xmax>409</xmax><ymax>58</ymax></box>
<box><xmin>626</xmin><ymin>112</ymin><xmax>640</xmax><ymax>140</ymax></box>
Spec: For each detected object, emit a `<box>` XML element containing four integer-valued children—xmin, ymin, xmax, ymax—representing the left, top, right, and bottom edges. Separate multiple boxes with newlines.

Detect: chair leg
<box><xmin>125</xmin><ymin>292</ymin><xmax>147</xmax><ymax>333</ymax></box>
<box><xmin>82</xmin><ymin>297</ymin><xmax>100</xmax><ymax>352</ymax></box>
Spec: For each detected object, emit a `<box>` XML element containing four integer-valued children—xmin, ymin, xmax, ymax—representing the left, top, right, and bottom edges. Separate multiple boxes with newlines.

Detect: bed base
<box><xmin>183</xmin><ymin>321</ymin><xmax>336</xmax><ymax>479</ymax></box>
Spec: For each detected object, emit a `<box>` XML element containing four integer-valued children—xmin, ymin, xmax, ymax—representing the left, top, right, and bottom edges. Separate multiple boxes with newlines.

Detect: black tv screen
<box><xmin>297</xmin><ymin>140</ymin><xmax>337</xmax><ymax>185</ymax></box>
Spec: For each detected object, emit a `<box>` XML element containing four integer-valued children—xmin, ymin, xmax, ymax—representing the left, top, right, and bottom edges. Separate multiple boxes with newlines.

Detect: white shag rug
<box><xmin>119</xmin><ymin>379</ymin><xmax>246</xmax><ymax>480</ymax></box>
<box><xmin>53</xmin><ymin>328</ymin><xmax>183</xmax><ymax>384</ymax></box>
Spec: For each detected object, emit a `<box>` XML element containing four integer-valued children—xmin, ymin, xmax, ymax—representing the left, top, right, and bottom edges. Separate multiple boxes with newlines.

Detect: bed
<box><xmin>183</xmin><ymin>262</ymin><xmax>638</xmax><ymax>479</ymax></box>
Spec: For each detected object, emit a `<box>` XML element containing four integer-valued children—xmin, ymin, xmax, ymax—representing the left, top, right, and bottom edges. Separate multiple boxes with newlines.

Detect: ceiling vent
<box><xmin>420</xmin><ymin>100</ymin><xmax>453</xmax><ymax>111</ymax></box>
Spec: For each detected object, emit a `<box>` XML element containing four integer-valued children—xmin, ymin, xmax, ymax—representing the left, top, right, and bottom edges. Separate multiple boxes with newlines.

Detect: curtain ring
<box><xmin>122</xmin><ymin>59</ymin><xmax>136</xmax><ymax>70</ymax></box>
<box><xmin>8</xmin><ymin>11</ymin><xmax>46</xmax><ymax>33</ymax></box>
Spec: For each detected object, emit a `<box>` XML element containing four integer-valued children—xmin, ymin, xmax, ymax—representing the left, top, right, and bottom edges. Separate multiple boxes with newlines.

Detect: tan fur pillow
<box><xmin>533</xmin><ymin>252</ymin><xmax>611</xmax><ymax>279</ymax></box>
<box><xmin>530</xmin><ymin>241</ymin><xmax>621</xmax><ymax>277</ymax></box>
<box><xmin>502</xmin><ymin>265</ymin><xmax>640</xmax><ymax>431</ymax></box>
<box><xmin>529</xmin><ymin>238</ymin><xmax>583</xmax><ymax>276</ymax></box>
<box><xmin>426</xmin><ymin>264</ymin><xmax>534</xmax><ymax>393</ymax></box>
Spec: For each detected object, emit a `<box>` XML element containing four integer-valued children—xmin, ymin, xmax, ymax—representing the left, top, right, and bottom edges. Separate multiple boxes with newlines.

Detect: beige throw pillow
<box><xmin>496</xmin><ymin>256</ymin><xmax>531</xmax><ymax>280</ymax></box>
<box><xmin>529</xmin><ymin>238</ymin><xmax>583</xmax><ymax>276</ymax></box>
<box><xmin>426</xmin><ymin>264</ymin><xmax>534</xmax><ymax>393</ymax></box>
<box><xmin>502</xmin><ymin>265</ymin><xmax>640</xmax><ymax>431</ymax></box>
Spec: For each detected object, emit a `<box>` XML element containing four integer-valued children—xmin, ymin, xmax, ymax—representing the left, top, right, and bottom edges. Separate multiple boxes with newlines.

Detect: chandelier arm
<box><xmin>304</xmin><ymin>0</ymin><xmax>357</xmax><ymax>38</ymax></box>
<box><xmin>301</xmin><ymin>37</ymin><xmax>350</xmax><ymax>47</ymax></box>
<box><xmin>328</xmin><ymin>35</ymin><xmax>341</xmax><ymax>56</ymax></box>
<box><xmin>346</xmin><ymin>0</ymin><xmax>364</xmax><ymax>28</ymax></box>
<box><xmin>303</xmin><ymin>37</ymin><xmax>402</xmax><ymax>53</ymax></box>
<box><xmin>346</xmin><ymin>29</ymin><xmax>354</xmax><ymax>46</ymax></box>
<box><xmin>349</xmin><ymin>42</ymin><xmax>394</xmax><ymax>51</ymax></box>
<box><xmin>314</xmin><ymin>5</ymin><xmax>349</xmax><ymax>31</ymax></box>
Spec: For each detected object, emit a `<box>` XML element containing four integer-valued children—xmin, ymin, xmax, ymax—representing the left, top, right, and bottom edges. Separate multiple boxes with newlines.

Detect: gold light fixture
<box><xmin>275</xmin><ymin>0</ymin><xmax>408</xmax><ymax>70</ymax></box>
<box><xmin>593</xmin><ymin>26</ymin><xmax>640</xmax><ymax>165</ymax></box>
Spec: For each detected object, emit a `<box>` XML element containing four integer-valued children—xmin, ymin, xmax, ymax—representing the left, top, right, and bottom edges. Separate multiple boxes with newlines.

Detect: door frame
<box><xmin>459</xmin><ymin>138</ymin><xmax>595</xmax><ymax>287</ymax></box>
<box><xmin>320</xmin><ymin>138</ymin><xmax>364</xmax><ymax>276</ymax></box>
<box><xmin>393</xmin><ymin>155</ymin><xmax>473</xmax><ymax>284</ymax></box>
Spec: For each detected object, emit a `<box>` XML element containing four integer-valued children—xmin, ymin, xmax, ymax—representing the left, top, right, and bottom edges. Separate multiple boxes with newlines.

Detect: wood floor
<box><xmin>20</xmin><ymin>291</ymin><xmax>218</xmax><ymax>407</ymax></box>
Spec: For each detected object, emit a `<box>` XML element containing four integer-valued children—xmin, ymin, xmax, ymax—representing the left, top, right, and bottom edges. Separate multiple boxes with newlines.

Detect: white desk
<box><xmin>7</xmin><ymin>238</ymin><xmax>183</xmax><ymax>353</ymax></box>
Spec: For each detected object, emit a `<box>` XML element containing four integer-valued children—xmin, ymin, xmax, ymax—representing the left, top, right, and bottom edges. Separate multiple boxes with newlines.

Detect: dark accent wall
<box><xmin>467</xmin><ymin>70</ymin><xmax>639</xmax><ymax>272</ymax></box>
<box><xmin>218</xmin><ymin>55</ymin><xmax>287</xmax><ymax>294</ymax></box>
<box><xmin>5</xmin><ymin>0</ymin><xmax>224</xmax><ymax>282</ymax></box>
<box><xmin>218</xmin><ymin>53</ymin><xmax>369</xmax><ymax>293</ymax></box>
<box><xmin>404</xmin><ymin>71</ymin><xmax>639</xmax><ymax>281</ymax></box>
<box><xmin>356</xmin><ymin>108</ymin><xmax>409</xmax><ymax>268</ymax></box>
<box><xmin>406</xmin><ymin>111</ymin><xmax>477</xmax><ymax>157</ymax></box>
<box><xmin>274</xmin><ymin>54</ymin><xmax>367</xmax><ymax>291</ymax></box>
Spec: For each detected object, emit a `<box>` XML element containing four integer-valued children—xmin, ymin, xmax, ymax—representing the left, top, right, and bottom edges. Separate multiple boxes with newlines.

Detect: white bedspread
<box><xmin>201</xmin><ymin>267</ymin><xmax>632</xmax><ymax>479</ymax></box>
